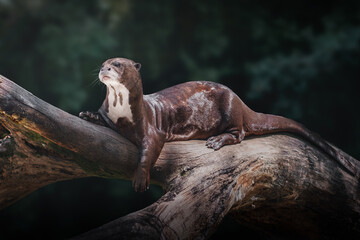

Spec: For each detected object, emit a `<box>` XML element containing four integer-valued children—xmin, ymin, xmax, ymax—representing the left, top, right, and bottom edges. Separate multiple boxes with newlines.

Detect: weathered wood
<box><xmin>1</xmin><ymin>75</ymin><xmax>359</xmax><ymax>239</ymax></box>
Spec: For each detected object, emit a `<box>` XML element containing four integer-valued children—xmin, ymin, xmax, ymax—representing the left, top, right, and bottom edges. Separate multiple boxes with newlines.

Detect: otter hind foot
<box><xmin>206</xmin><ymin>131</ymin><xmax>244</xmax><ymax>150</ymax></box>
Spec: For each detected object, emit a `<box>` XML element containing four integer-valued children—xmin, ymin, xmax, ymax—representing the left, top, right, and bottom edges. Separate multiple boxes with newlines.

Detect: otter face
<box><xmin>98</xmin><ymin>57</ymin><xmax>141</xmax><ymax>86</ymax></box>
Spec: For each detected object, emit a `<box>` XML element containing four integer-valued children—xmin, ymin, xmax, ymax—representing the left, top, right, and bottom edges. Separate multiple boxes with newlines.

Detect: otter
<box><xmin>80</xmin><ymin>57</ymin><xmax>356</xmax><ymax>192</ymax></box>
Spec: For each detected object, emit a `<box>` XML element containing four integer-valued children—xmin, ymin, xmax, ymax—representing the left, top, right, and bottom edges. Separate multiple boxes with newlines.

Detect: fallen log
<box><xmin>1</xmin><ymin>75</ymin><xmax>359</xmax><ymax>239</ymax></box>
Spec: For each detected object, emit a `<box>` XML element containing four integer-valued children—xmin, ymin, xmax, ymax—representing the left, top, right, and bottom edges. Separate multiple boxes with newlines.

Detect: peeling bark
<box><xmin>1</xmin><ymin>75</ymin><xmax>359</xmax><ymax>239</ymax></box>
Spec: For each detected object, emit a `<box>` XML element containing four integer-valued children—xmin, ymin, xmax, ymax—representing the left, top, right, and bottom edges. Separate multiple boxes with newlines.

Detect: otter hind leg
<box><xmin>206</xmin><ymin>130</ymin><xmax>245</xmax><ymax>151</ymax></box>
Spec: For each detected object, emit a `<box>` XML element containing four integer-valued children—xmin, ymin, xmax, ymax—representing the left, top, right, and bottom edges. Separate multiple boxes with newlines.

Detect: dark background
<box><xmin>1</xmin><ymin>0</ymin><xmax>359</xmax><ymax>239</ymax></box>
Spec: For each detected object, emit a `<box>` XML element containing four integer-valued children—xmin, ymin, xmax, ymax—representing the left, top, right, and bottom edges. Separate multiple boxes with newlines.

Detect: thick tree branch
<box><xmin>1</xmin><ymin>75</ymin><xmax>359</xmax><ymax>239</ymax></box>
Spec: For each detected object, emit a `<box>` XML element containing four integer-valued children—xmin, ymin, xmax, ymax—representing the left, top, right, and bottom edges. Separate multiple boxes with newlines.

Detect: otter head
<box><xmin>99</xmin><ymin>57</ymin><xmax>142</xmax><ymax>91</ymax></box>
<box><xmin>99</xmin><ymin>58</ymin><xmax>142</xmax><ymax>125</ymax></box>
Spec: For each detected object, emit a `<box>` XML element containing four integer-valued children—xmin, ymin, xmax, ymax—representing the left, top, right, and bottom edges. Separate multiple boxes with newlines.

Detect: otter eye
<box><xmin>112</xmin><ymin>62</ymin><xmax>121</xmax><ymax>68</ymax></box>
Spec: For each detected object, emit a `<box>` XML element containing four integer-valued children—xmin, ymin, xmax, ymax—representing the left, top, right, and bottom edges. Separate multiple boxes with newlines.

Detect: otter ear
<box><xmin>134</xmin><ymin>63</ymin><xmax>141</xmax><ymax>71</ymax></box>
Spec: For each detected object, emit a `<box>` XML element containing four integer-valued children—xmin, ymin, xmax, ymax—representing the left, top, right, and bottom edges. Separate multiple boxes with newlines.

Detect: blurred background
<box><xmin>0</xmin><ymin>0</ymin><xmax>359</xmax><ymax>239</ymax></box>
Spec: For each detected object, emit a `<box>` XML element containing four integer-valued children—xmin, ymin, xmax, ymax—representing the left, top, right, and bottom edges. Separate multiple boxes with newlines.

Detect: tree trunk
<box><xmin>1</xmin><ymin>75</ymin><xmax>359</xmax><ymax>239</ymax></box>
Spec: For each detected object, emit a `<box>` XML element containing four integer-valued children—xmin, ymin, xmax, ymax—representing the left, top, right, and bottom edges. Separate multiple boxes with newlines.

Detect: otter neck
<box><xmin>104</xmin><ymin>81</ymin><xmax>144</xmax><ymax>125</ymax></box>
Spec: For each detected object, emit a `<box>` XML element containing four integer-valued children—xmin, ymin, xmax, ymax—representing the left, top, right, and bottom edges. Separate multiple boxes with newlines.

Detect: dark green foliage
<box><xmin>1</xmin><ymin>0</ymin><xmax>359</xmax><ymax>239</ymax></box>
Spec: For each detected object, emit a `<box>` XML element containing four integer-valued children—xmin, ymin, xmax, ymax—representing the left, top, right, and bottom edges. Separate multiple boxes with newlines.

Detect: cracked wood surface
<box><xmin>1</xmin><ymin>75</ymin><xmax>360</xmax><ymax>239</ymax></box>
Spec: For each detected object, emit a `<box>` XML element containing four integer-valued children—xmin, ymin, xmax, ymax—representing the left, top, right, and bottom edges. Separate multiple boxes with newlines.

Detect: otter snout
<box><xmin>101</xmin><ymin>67</ymin><xmax>112</xmax><ymax>72</ymax></box>
<box><xmin>100</xmin><ymin>65</ymin><xmax>114</xmax><ymax>76</ymax></box>
<box><xmin>98</xmin><ymin>65</ymin><xmax>120</xmax><ymax>84</ymax></box>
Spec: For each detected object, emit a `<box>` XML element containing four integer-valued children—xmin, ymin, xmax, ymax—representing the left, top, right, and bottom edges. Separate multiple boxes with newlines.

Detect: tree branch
<box><xmin>1</xmin><ymin>75</ymin><xmax>359</xmax><ymax>239</ymax></box>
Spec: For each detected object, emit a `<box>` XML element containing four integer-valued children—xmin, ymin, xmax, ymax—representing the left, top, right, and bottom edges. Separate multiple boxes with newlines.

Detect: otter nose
<box><xmin>100</xmin><ymin>67</ymin><xmax>112</xmax><ymax>72</ymax></box>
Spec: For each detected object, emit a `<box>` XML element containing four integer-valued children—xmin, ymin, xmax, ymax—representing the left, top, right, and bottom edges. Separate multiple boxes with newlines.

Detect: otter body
<box><xmin>144</xmin><ymin>81</ymin><xmax>244</xmax><ymax>142</ymax></box>
<box><xmin>80</xmin><ymin>57</ymin><xmax>356</xmax><ymax>192</ymax></box>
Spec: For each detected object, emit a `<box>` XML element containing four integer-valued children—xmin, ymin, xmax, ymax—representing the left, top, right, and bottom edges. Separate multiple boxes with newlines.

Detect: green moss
<box><xmin>21</xmin><ymin>128</ymin><xmax>114</xmax><ymax>177</ymax></box>
<box><xmin>2</xmin><ymin>114</ymin><xmax>122</xmax><ymax>178</ymax></box>
<box><xmin>23</xmin><ymin>130</ymin><xmax>47</xmax><ymax>144</ymax></box>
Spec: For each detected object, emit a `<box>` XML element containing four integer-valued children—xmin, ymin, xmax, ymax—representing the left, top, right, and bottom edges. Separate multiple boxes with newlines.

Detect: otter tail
<box><xmin>244</xmin><ymin>110</ymin><xmax>357</xmax><ymax>176</ymax></box>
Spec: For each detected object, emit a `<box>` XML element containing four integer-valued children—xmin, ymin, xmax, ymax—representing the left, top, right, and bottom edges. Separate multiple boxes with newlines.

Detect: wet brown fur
<box><xmin>81</xmin><ymin>57</ymin><xmax>356</xmax><ymax>192</ymax></box>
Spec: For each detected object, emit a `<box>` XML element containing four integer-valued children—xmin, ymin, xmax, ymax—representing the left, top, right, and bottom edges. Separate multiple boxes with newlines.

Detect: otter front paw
<box><xmin>79</xmin><ymin>111</ymin><xmax>105</xmax><ymax>126</ymax></box>
<box><xmin>132</xmin><ymin>167</ymin><xmax>150</xmax><ymax>192</ymax></box>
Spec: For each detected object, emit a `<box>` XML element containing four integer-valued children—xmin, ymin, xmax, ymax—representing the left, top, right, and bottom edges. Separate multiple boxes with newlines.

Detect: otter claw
<box><xmin>206</xmin><ymin>136</ymin><xmax>224</xmax><ymax>150</ymax></box>
<box><xmin>79</xmin><ymin>111</ymin><xmax>105</xmax><ymax>126</ymax></box>
<box><xmin>79</xmin><ymin>111</ymin><xmax>90</xmax><ymax>119</ymax></box>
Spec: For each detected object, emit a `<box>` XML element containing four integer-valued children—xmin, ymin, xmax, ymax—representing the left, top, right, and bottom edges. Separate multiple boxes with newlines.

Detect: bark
<box><xmin>0</xmin><ymin>75</ymin><xmax>359</xmax><ymax>239</ymax></box>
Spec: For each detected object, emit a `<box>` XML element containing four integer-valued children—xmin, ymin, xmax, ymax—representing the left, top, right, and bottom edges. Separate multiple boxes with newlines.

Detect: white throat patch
<box><xmin>106</xmin><ymin>83</ymin><xmax>134</xmax><ymax>124</ymax></box>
